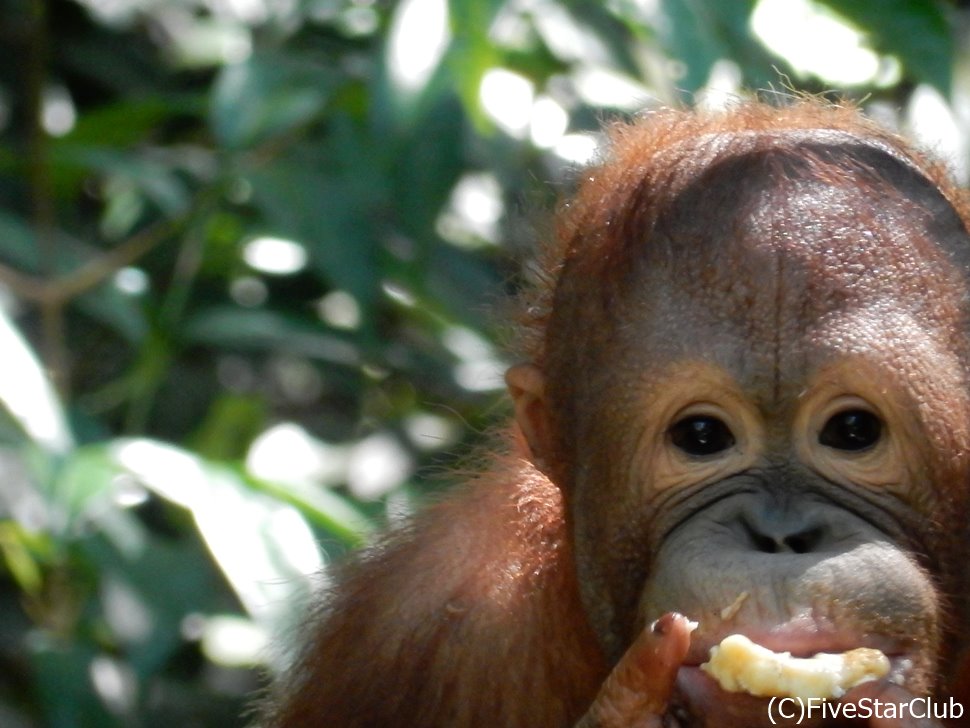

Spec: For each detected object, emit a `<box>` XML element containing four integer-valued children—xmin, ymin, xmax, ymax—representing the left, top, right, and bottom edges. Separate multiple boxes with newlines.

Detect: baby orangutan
<box><xmin>264</xmin><ymin>101</ymin><xmax>970</xmax><ymax>727</ymax></box>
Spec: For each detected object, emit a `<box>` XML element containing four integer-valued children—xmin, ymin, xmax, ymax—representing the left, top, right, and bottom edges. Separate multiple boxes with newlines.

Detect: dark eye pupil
<box><xmin>819</xmin><ymin>409</ymin><xmax>881</xmax><ymax>451</ymax></box>
<box><xmin>669</xmin><ymin>416</ymin><xmax>735</xmax><ymax>457</ymax></box>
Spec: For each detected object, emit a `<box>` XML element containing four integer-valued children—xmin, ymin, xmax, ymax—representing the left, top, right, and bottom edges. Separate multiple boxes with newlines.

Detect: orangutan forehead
<box><xmin>578</xmin><ymin>134</ymin><xmax>970</xmax><ymax>403</ymax></box>
<box><xmin>558</xmin><ymin>127</ymin><xmax>969</xmax><ymax>309</ymax></box>
<box><xmin>631</xmin><ymin>136</ymin><xmax>970</xmax><ymax>321</ymax></box>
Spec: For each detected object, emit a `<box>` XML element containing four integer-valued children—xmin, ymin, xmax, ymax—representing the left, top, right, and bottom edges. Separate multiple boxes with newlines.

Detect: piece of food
<box><xmin>719</xmin><ymin>591</ymin><xmax>749</xmax><ymax>621</ymax></box>
<box><xmin>700</xmin><ymin>634</ymin><xmax>890</xmax><ymax>700</ymax></box>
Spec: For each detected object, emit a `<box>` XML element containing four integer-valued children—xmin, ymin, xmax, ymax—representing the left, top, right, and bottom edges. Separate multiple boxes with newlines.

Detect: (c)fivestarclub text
<box><xmin>767</xmin><ymin>695</ymin><xmax>964</xmax><ymax>724</ymax></box>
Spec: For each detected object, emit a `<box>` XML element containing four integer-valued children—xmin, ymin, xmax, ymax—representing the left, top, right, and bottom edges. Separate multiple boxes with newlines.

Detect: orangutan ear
<box><xmin>505</xmin><ymin>363</ymin><xmax>553</xmax><ymax>468</ymax></box>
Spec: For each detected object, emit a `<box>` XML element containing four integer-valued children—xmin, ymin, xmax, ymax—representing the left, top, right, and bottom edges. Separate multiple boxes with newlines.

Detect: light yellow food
<box><xmin>700</xmin><ymin>634</ymin><xmax>890</xmax><ymax>700</ymax></box>
<box><xmin>718</xmin><ymin>591</ymin><xmax>749</xmax><ymax>621</ymax></box>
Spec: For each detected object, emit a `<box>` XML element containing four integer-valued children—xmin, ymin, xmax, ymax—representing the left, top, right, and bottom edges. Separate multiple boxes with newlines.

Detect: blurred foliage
<box><xmin>0</xmin><ymin>0</ymin><xmax>966</xmax><ymax>724</ymax></box>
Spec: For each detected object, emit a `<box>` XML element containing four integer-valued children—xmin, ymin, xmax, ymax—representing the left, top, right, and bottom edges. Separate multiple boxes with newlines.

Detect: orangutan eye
<box><xmin>819</xmin><ymin>409</ymin><xmax>882</xmax><ymax>452</ymax></box>
<box><xmin>669</xmin><ymin>415</ymin><xmax>736</xmax><ymax>457</ymax></box>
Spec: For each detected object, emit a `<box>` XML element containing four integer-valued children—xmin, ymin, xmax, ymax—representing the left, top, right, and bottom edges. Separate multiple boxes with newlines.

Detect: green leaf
<box><xmin>246</xmin><ymin>134</ymin><xmax>386</xmax><ymax>316</ymax></box>
<box><xmin>82</xmin><ymin>532</ymin><xmax>228</xmax><ymax>676</ymax></box>
<box><xmin>392</xmin><ymin>95</ymin><xmax>467</xmax><ymax>240</ymax></box>
<box><xmin>0</xmin><ymin>210</ymin><xmax>41</xmax><ymax>271</ymax></box>
<box><xmin>30</xmin><ymin>637</ymin><xmax>123</xmax><ymax>728</ymax></box>
<box><xmin>183</xmin><ymin>306</ymin><xmax>360</xmax><ymax>365</ymax></box>
<box><xmin>817</xmin><ymin>0</ymin><xmax>952</xmax><ymax>93</ymax></box>
<box><xmin>654</xmin><ymin>0</ymin><xmax>774</xmax><ymax>95</ymax></box>
<box><xmin>424</xmin><ymin>244</ymin><xmax>504</xmax><ymax>332</ymax></box>
<box><xmin>60</xmin><ymin>97</ymin><xmax>183</xmax><ymax>149</ymax></box>
<box><xmin>48</xmin><ymin>447</ymin><xmax>119</xmax><ymax>530</ymax></box>
<box><xmin>210</xmin><ymin>54</ymin><xmax>330</xmax><ymax>150</ymax></box>
<box><xmin>0</xmin><ymin>522</ymin><xmax>45</xmax><ymax>595</ymax></box>
<box><xmin>189</xmin><ymin>394</ymin><xmax>268</xmax><ymax>461</ymax></box>
<box><xmin>655</xmin><ymin>0</ymin><xmax>745</xmax><ymax>93</ymax></box>
<box><xmin>56</xmin><ymin>146</ymin><xmax>191</xmax><ymax>218</ymax></box>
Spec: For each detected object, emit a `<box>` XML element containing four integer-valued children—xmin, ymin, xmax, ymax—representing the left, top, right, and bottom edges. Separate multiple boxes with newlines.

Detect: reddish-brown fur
<box><xmin>265</xmin><ymin>101</ymin><xmax>970</xmax><ymax>727</ymax></box>
<box><xmin>268</xmin><ymin>451</ymin><xmax>606</xmax><ymax>726</ymax></box>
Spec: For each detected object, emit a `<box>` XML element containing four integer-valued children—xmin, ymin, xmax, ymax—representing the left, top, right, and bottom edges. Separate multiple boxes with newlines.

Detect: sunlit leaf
<box><xmin>107</xmin><ymin>439</ymin><xmax>330</xmax><ymax>640</ymax></box>
<box><xmin>0</xmin><ymin>522</ymin><xmax>44</xmax><ymax>595</ymax></box>
<box><xmin>435</xmin><ymin>0</ymin><xmax>504</xmax><ymax>129</ymax></box>
<box><xmin>48</xmin><ymin>447</ymin><xmax>119</xmax><ymax>530</ymax></box>
<box><xmin>249</xmin><ymin>475</ymin><xmax>372</xmax><ymax>546</ymax></box>
<box><xmin>817</xmin><ymin>0</ymin><xmax>952</xmax><ymax>93</ymax></box>
<box><xmin>200</xmin><ymin>614</ymin><xmax>268</xmax><ymax>668</ymax></box>
<box><xmin>0</xmin><ymin>310</ymin><xmax>72</xmax><ymax>453</ymax></box>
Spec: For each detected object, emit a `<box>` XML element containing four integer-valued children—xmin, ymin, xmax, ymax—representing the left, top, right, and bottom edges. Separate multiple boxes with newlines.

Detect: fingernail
<box><xmin>652</xmin><ymin>614</ymin><xmax>672</xmax><ymax>635</ymax></box>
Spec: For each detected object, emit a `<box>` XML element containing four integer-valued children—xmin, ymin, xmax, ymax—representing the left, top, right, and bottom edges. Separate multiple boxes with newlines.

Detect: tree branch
<box><xmin>0</xmin><ymin>217</ymin><xmax>178</xmax><ymax>306</ymax></box>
